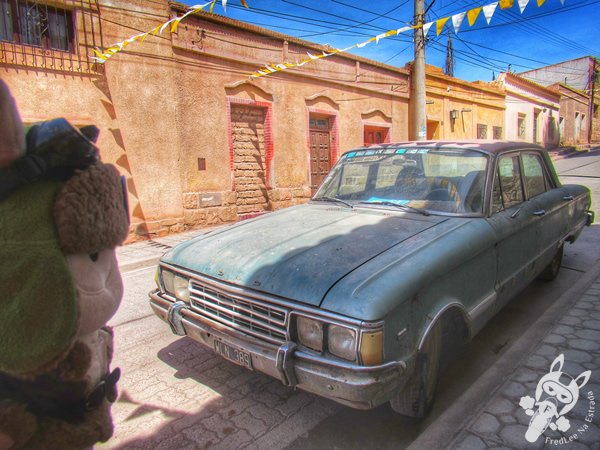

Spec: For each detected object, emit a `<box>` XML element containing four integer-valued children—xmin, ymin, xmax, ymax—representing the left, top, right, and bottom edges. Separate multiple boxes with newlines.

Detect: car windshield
<box><xmin>313</xmin><ymin>147</ymin><xmax>489</xmax><ymax>215</ymax></box>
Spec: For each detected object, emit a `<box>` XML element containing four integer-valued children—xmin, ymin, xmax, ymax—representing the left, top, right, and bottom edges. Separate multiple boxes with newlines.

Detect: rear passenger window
<box><xmin>522</xmin><ymin>154</ymin><xmax>547</xmax><ymax>198</ymax></box>
<box><xmin>493</xmin><ymin>156</ymin><xmax>524</xmax><ymax>212</ymax></box>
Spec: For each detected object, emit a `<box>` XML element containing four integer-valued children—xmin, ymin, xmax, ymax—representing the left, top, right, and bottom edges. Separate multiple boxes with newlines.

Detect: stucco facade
<box><xmin>494</xmin><ymin>72</ymin><xmax>560</xmax><ymax>149</ymax></box>
<box><xmin>518</xmin><ymin>57</ymin><xmax>599</xmax><ymax>144</ymax></box>
<box><xmin>548</xmin><ymin>83</ymin><xmax>595</xmax><ymax>146</ymax></box>
<box><xmin>413</xmin><ymin>65</ymin><xmax>505</xmax><ymax>141</ymax></box>
<box><xmin>1</xmin><ymin>0</ymin><xmax>413</xmax><ymax>239</ymax></box>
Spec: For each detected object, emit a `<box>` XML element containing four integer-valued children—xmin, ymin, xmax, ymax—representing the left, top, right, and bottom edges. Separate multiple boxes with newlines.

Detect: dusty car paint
<box><xmin>164</xmin><ymin>205</ymin><xmax>446</xmax><ymax>308</ymax></box>
<box><xmin>149</xmin><ymin>141</ymin><xmax>593</xmax><ymax>414</ymax></box>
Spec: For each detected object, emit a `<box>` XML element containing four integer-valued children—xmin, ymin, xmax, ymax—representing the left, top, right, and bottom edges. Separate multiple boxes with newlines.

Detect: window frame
<box><xmin>0</xmin><ymin>0</ymin><xmax>75</xmax><ymax>52</ymax></box>
<box><xmin>489</xmin><ymin>150</ymin><xmax>555</xmax><ymax>215</ymax></box>
<box><xmin>477</xmin><ymin>123</ymin><xmax>488</xmax><ymax>139</ymax></box>
<box><xmin>517</xmin><ymin>114</ymin><xmax>527</xmax><ymax>141</ymax></box>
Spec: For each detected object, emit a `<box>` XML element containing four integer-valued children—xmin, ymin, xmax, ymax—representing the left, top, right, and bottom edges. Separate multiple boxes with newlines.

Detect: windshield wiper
<box><xmin>359</xmin><ymin>201</ymin><xmax>430</xmax><ymax>216</ymax></box>
<box><xmin>312</xmin><ymin>196</ymin><xmax>354</xmax><ymax>209</ymax></box>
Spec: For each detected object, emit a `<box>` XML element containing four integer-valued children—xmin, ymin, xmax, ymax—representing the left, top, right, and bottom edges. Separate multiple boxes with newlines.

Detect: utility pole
<box><xmin>588</xmin><ymin>57</ymin><xmax>597</xmax><ymax>145</ymax></box>
<box><xmin>445</xmin><ymin>29</ymin><xmax>454</xmax><ymax>77</ymax></box>
<box><xmin>412</xmin><ymin>0</ymin><xmax>427</xmax><ymax>140</ymax></box>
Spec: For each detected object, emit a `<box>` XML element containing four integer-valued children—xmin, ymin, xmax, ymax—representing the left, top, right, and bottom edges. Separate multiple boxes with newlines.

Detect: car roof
<box><xmin>345</xmin><ymin>140</ymin><xmax>547</xmax><ymax>157</ymax></box>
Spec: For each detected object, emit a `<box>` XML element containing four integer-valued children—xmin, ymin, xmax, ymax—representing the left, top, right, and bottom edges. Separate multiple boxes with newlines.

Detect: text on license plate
<box><xmin>214</xmin><ymin>340</ymin><xmax>253</xmax><ymax>370</ymax></box>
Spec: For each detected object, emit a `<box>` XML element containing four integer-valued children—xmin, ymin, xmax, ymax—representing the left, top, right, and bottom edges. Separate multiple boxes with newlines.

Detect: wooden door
<box><xmin>309</xmin><ymin>118</ymin><xmax>331</xmax><ymax>194</ymax></box>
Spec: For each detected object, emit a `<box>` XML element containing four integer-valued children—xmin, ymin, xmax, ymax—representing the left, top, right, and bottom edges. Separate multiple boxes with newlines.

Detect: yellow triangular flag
<box><xmin>436</xmin><ymin>17</ymin><xmax>450</xmax><ymax>36</ymax></box>
<box><xmin>500</xmin><ymin>0</ymin><xmax>514</xmax><ymax>9</ymax></box>
<box><xmin>467</xmin><ymin>7</ymin><xmax>482</xmax><ymax>26</ymax></box>
<box><xmin>537</xmin><ymin>0</ymin><xmax>545</xmax><ymax>5</ymax></box>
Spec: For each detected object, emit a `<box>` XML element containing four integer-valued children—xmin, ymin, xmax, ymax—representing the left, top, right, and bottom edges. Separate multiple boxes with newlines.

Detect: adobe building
<box><xmin>1</xmin><ymin>0</ymin><xmax>413</xmax><ymax>239</ymax></box>
<box><xmin>2</xmin><ymin>0</ymin><xmax>506</xmax><ymax>240</ymax></box>
<box><xmin>519</xmin><ymin>56</ymin><xmax>599</xmax><ymax>144</ymax></box>
<box><xmin>410</xmin><ymin>64</ymin><xmax>505</xmax><ymax>140</ymax></box>
<box><xmin>494</xmin><ymin>72</ymin><xmax>560</xmax><ymax>149</ymax></box>
<box><xmin>547</xmin><ymin>83</ymin><xmax>600</xmax><ymax>146</ymax></box>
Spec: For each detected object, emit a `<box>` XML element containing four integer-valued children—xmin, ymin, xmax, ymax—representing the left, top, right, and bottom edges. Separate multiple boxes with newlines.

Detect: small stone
<box><xmin>575</xmin><ymin>329</ymin><xmax>600</xmax><ymax>340</ymax></box>
<box><xmin>543</xmin><ymin>334</ymin><xmax>566</xmax><ymax>345</ymax></box>
<box><xmin>563</xmin><ymin>349</ymin><xmax>593</xmax><ymax>363</ymax></box>
<box><xmin>551</xmin><ymin>325</ymin><xmax>577</xmax><ymax>336</ymax></box>
<box><xmin>536</xmin><ymin>344</ymin><xmax>559</xmax><ymax>357</ymax></box>
<box><xmin>502</xmin><ymin>382</ymin><xmax>528</xmax><ymax>399</ymax></box>
<box><xmin>471</xmin><ymin>412</ymin><xmax>502</xmax><ymax>435</ymax></box>
<box><xmin>582</xmin><ymin>320</ymin><xmax>600</xmax><ymax>330</ymax></box>
<box><xmin>453</xmin><ymin>434</ymin><xmax>488</xmax><ymax>450</ymax></box>
<box><xmin>499</xmin><ymin>415</ymin><xmax>517</xmax><ymax>425</ymax></box>
<box><xmin>513</xmin><ymin>368</ymin><xmax>539</xmax><ymax>383</ymax></box>
<box><xmin>558</xmin><ymin>315</ymin><xmax>582</xmax><ymax>326</ymax></box>
<box><xmin>498</xmin><ymin>424</ymin><xmax>530</xmax><ymax>448</ymax></box>
<box><xmin>487</xmin><ymin>397</ymin><xmax>517</xmax><ymax>415</ymax></box>
<box><xmin>570</xmin><ymin>339</ymin><xmax>600</xmax><ymax>352</ymax></box>
<box><xmin>526</xmin><ymin>355</ymin><xmax>550</xmax><ymax>370</ymax></box>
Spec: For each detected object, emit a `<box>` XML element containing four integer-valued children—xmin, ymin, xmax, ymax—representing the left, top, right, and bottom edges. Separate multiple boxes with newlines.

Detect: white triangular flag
<box><xmin>423</xmin><ymin>22</ymin><xmax>433</xmax><ymax>37</ymax></box>
<box><xmin>397</xmin><ymin>26</ymin><xmax>412</xmax><ymax>34</ymax></box>
<box><xmin>518</xmin><ymin>0</ymin><xmax>530</xmax><ymax>13</ymax></box>
<box><xmin>483</xmin><ymin>2</ymin><xmax>498</xmax><ymax>24</ymax></box>
<box><xmin>452</xmin><ymin>12</ymin><xmax>466</xmax><ymax>34</ymax></box>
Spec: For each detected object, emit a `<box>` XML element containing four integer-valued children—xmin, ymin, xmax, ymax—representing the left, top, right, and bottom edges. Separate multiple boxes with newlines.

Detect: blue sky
<box><xmin>181</xmin><ymin>0</ymin><xmax>599</xmax><ymax>82</ymax></box>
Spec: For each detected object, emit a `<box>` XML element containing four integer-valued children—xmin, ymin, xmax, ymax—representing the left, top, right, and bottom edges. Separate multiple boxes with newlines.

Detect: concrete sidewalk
<box><xmin>116</xmin><ymin>226</ymin><xmax>220</xmax><ymax>272</ymax></box>
<box><xmin>548</xmin><ymin>145</ymin><xmax>600</xmax><ymax>160</ymax></box>
<box><xmin>409</xmin><ymin>262</ymin><xmax>600</xmax><ymax>450</ymax></box>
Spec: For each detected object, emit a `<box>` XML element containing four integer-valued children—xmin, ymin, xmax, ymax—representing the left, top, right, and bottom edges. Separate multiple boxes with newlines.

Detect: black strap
<box><xmin>0</xmin><ymin>154</ymin><xmax>47</xmax><ymax>200</ymax></box>
<box><xmin>0</xmin><ymin>367</ymin><xmax>120</xmax><ymax>423</ymax></box>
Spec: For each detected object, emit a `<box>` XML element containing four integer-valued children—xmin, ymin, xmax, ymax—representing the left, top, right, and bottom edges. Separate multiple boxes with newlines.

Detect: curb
<box><xmin>118</xmin><ymin>256</ymin><xmax>163</xmax><ymax>273</ymax></box>
<box><xmin>407</xmin><ymin>260</ymin><xmax>600</xmax><ymax>450</ymax></box>
<box><xmin>549</xmin><ymin>145</ymin><xmax>600</xmax><ymax>161</ymax></box>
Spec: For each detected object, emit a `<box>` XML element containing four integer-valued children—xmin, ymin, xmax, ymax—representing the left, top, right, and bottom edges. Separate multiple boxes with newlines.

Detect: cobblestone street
<box><xmin>412</xmin><ymin>265</ymin><xmax>600</xmax><ymax>450</ymax></box>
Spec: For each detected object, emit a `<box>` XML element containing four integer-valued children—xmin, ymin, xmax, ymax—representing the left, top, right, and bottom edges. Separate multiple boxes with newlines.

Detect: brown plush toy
<box><xmin>0</xmin><ymin>80</ymin><xmax>128</xmax><ymax>449</ymax></box>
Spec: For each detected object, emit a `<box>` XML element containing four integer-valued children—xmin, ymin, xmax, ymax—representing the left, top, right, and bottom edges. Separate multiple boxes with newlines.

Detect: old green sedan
<box><xmin>149</xmin><ymin>141</ymin><xmax>594</xmax><ymax>417</ymax></box>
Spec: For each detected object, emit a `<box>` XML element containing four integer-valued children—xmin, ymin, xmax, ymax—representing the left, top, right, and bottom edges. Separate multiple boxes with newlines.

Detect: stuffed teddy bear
<box><xmin>0</xmin><ymin>79</ymin><xmax>128</xmax><ymax>449</ymax></box>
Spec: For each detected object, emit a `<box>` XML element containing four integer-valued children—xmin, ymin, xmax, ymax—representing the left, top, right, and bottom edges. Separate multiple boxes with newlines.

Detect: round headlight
<box><xmin>328</xmin><ymin>325</ymin><xmax>357</xmax><ymax>361</ymax></box>
<box><xmin>173</xmin><ymin>275</ymin><xmax>190</xmax><ymax>302</ymax></box>
<box><xmin>297</xmin><ymin>316</ymin><xmax>323</xmax><ymax>352</ymax></box>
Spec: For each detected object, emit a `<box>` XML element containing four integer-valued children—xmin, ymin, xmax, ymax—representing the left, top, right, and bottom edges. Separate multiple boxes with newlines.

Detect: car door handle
<box><xmin>532</xmin><ymin>210</ymin><xmax>546</xmax><ymax>216</ymax></box>
<box><xmin>511</xmin><ymin>208</ymin><xmax>522</xmax><ymax>218</ymax></box>
<box><xmin>563</xmin><ymin>195</ymin><xmax>574</xmax><ymax>201</ymax></box>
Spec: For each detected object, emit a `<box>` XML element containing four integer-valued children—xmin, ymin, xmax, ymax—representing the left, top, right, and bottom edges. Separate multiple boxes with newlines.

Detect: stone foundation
<box><xmin>127</xmin><ymin>187</ymin><xmax>311</xmax><ymax>241</ymax></box>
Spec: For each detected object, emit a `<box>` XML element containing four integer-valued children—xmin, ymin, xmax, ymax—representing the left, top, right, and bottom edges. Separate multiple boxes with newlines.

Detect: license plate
<box><xmin>214</xmin><ymin>340</ymin><xmax>252</xmax><ymax>370</ymax></box>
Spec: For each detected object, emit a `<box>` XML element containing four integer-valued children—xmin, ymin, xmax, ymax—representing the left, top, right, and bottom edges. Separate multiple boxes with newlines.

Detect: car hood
<box><xmin>162</xmin><ymin>204</ymin><xmax>447</xmax><ymax>306</ymax></box>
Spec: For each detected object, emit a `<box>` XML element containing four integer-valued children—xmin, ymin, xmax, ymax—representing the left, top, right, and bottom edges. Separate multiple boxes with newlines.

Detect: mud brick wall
<box><xmin>231</xmin><ymin>105</ymin><xmax>271</xmax><ymax>216</ymax></box>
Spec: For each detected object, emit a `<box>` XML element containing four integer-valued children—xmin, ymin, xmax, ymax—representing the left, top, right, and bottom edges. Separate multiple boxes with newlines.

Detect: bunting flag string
<box><xmin>90</xmin><ymin>0</ymin><xmax>248</xmax><ymax>64</ymax></box>
<box><xmin>249</xmin><ymin>0</ymin><xmax>565</xmax><ymax>79</ymax></box>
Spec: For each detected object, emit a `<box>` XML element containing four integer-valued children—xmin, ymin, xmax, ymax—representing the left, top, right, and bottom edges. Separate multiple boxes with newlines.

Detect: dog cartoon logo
<box><xmin>519</xmin><ymin>354</ymin><xmax>591</xmax><ymax>443</ymax></box>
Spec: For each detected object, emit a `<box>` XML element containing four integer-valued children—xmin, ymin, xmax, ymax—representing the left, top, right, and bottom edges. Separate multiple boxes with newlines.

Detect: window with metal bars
<box><xmin>1</xmin><ymin>0</ymin><xmax>102</xmax><ymax>73</ymax></box>
<box><xmin>1</xmin><ymin>0</ymin><xmax>74</xmax><ymax>52</ymax></box>
<box><xmin>477</xmin><ymin>123</ymin><xmax>488</xmax><ymax>139</ymax></box>
<box><xmin>493</xmin><ymin>126</ymin><xmax>503</xmax><ymax>140</ymax></box>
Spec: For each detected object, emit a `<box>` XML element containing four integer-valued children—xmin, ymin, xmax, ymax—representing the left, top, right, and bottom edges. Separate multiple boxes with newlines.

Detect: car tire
<box><xmin>390</xmin><ymin>320</ymin><xmax>442</xmax><ymax>418</ymax></box>
<box><xmin>538</xmin><ymin>244</ymin><xmax>564</xmax><ymax>282</ymax></box>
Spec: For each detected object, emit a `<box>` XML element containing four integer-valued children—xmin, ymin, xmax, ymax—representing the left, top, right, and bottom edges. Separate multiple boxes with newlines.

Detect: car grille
<box><xmin>188</xmin><ymin>280</ymin><xmax>289</xmax><ymax>345</ymax></box>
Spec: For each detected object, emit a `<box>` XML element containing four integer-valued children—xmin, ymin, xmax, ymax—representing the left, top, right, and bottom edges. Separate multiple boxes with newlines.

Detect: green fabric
<box><xmin>0</xmin><ymin>180</ymin><xmax>78</xmax><ymax>375</ymax></box>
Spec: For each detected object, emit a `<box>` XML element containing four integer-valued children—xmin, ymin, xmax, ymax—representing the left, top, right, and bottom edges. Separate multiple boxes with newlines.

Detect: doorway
<box><xmin>309</xmin><ymin>116</ymin><xmax>332</xmax><ymax>194</ymax></box>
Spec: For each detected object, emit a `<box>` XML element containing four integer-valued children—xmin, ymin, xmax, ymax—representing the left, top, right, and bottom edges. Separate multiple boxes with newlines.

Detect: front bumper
<box><xmin>149</xmin><ymin>290</ymin><xmax>407</xmax><ymax>409</ymax></box>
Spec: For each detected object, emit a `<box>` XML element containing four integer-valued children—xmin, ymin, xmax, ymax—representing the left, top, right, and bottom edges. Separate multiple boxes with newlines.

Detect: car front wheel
<box><xmin>390</xmin><ymin>320</ymin><xmax>442</xmax><ymax>418</ymax></box>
